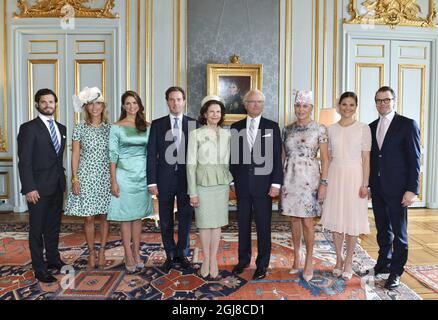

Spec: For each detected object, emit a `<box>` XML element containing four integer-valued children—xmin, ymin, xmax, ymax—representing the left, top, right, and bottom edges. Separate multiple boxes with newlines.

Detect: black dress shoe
<box><xmin>162</xmin><ymin>258</ymin><xmax>175</xmax><ymax>273</ymax></box>
<box><xmin>35</xmin><ymin>271</ymin><xmax>57</xmax><ymax>283</ymax></box>
<box><xmin>252</xmin><ymin>267</ymin><xmax>267</xmax><ymax>280</ymax></box>
<box><xmin>178</xmin><ymin>256</ymin><xmax>192</xmax><ymax>269</ymax></box>
<box><xmin>384</xmin><ymin>274</ymin><xmax>400</xmax><ymax>290</ymax></box>
<box><xmin>47</xmin><ymin>261</ymin><xmax>67</xmax><ymax>271</ymax></box>
<box><xmin>232</xmin><ymin>263</ymin><xmax>249</xmax><ymax>275</ymax></box>
<box><xmin>365</xmin><ymin>265</ymin><xmax>390</xmax><ymax>276</ymax></box>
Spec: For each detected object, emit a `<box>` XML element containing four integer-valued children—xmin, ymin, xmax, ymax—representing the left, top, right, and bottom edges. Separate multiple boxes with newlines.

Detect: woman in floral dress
<box><xmin>65</xmin><ymin>87</ymin><xmax>111</xmax><ymax>271</ymax></box>
<box><xmin>281</xmin><ymin>90</ymin><xmax>329</xmax><ymax>282</ymax></box>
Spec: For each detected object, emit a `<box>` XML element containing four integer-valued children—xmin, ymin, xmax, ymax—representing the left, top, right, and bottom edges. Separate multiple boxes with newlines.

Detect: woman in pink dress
<box><xmin>320</xmin><ymin>91</ymin><xmax>371</xmax><ymax>281</ymax></box>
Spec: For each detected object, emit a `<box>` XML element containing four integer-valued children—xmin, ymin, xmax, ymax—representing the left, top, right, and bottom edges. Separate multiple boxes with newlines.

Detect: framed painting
<box><xmin>206</xmin><ymin>64</ymin><xmax>263</xmax><ymax>125</ymax></box>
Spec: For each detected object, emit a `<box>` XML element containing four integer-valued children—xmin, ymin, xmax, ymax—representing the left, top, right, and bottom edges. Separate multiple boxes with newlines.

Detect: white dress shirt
<box><xmin>39</xmin><ymin>114</ymin><xmax>61</xmax><ymax>145</ymax></box>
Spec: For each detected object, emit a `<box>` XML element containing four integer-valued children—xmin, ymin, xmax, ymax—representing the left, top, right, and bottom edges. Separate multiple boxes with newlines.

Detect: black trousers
<box><xmin>371</xmin><ymin>184</ymin><xmax>409</xmax><ymax>276</ymax></box>
<box><xmin>27</xmin><ymin>191</ymin><xmax>64</xmax><ymax>274</ymax></box>
<box><xmin>158</xmin><ymin>174</ymin><xmax>193</xmax><ymax>259</ymax></box>
<box><xmin>236</xmin><ymin>195</ymin><xmax>272</xmax><ymax>269</ymax></box>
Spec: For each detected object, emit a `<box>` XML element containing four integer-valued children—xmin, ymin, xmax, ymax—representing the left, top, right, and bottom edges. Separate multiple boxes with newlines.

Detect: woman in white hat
<box><xmin>186</xmin><ymin>95</ymin><xmax>233</xmax><ymax>279</ymax></box>
<box><xmin>65</xmin><ymin>87</ymin><xmax>111</xmax><ymax>271</ymax></box>
<box><xmin>281</xmin><ymin>90</ymin><xmax>329</xmax><ymax>282</ymax></box>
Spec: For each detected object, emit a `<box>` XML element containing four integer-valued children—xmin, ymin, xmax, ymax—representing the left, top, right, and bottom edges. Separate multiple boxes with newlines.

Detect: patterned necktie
<box><xmin>377</xmin><ymin>117</ymin><xmax>387</xmax><ymax>149</ymax></box>
<box><xmin>248</xmin><ymin>118</ymin><xmax>256</xmax><ymax>150</ymax></box>
<box><xmin>48</xmin><ymin>119</ymin><xmax>60</xmax><ymax>154</ymax></box>
<box><xmin>173</xmin><ymin>117</ymin><xmax>180</xmax><ymax>149</ymax></box>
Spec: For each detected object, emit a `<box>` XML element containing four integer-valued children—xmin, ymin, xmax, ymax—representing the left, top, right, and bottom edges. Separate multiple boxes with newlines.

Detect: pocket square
<box><xmin>262</xmin><ymin>133</ymin><xmax>272</xmax><ymax>138</ymax></box>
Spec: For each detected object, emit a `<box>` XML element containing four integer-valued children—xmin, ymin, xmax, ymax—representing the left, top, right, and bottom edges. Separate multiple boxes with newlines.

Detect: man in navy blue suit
<box><xmin>147</xmin><ymin>87</ymin><xmax>198</xmax><ymax>273</ymax></box>
<box><xmin>230</xmin><ymin>89</ymin><xmax>283</xmax><ymax>280</ymax></box>
<box><xmin>17</xmin><ymin>88</ymin><xmax>67</xmax><ymax>283</ymax></box>
<box><xmin>368</xmin><ymin>86</ymin><xmax>421</xmax><ymax>290</ymax></box>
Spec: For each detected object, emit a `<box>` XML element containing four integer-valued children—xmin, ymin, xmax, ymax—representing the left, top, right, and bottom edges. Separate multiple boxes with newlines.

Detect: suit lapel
<box><xmin>381</xmin><ymin>113</ymin><xmax>401</xmax><ymax>150</ymax></box>
<box><xmin>163</xmin><ymin>116</ymin><xmax>173</xmax><ymax>148</ymax></box>
<box><xmin>35</xmin><ymin>117</ymin><xmax>57</xmax><ymax>155</ymax></box>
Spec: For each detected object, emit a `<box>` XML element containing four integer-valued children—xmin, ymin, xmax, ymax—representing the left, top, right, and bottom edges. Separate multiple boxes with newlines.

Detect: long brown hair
<box><xmin>119</xmin><ymin>91</ymin><xmax>148</xmax><ymax>132</ymax></box>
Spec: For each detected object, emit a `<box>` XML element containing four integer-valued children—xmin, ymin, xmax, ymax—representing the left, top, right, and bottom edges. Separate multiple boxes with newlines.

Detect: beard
<box><xmin>36</xmin><ymin>106</ymin><xmax>56</xmax><ymax>116</ymax></box>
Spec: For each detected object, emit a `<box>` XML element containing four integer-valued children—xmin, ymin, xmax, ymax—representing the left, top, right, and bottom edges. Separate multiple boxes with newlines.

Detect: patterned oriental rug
<box><xmin>0</xmin><ymin>223</ymin><xmax>421</xmax><ymax>300</ymax></box>
<box><xmin>405</xmin><ymin>265</ymin><xmax>438</xmax><ymax>293</ymax></box>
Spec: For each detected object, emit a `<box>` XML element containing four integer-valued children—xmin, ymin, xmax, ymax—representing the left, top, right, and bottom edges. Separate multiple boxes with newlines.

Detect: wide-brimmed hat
<box><xmin>201</xmin><ymin>95</ymin><xmax>225</xmax><ymax>107</ymax></box>
<box><xmin>294</xmin><ymin>90</ymin><xmax>314</xmax><ymax>105</ymax></box>
<box><xmin>72</xmin><ymin>87</ymin><xmax>105</xmax><ymax>112</ymax></box>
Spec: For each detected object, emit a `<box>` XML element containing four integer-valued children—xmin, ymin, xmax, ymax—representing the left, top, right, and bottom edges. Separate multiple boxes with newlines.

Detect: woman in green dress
<box><xmin>65</xmin><ymin>87</ymin><xmax>111</xmax><ymax>271</ymax></box>
<box><xmin>107</xmin><ymin>91</ymin><xmax>153</xmax><ymax>273</ymax></box>
<box><xmin>187</xmin><ymin>95</ymin><xmax>233</xmax><ymax>279</ymax></box>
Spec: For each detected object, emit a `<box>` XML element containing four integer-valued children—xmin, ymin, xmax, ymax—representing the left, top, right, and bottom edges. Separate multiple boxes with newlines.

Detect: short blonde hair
<box><xmin>84</xmin><ymin>102</ymin><xmax>108</xmax><ymax>124</ymax></box>
<box><xmin>243</xmin><ymin>89</ymin><xmax>266</xmax><ymax>104</ymax></box>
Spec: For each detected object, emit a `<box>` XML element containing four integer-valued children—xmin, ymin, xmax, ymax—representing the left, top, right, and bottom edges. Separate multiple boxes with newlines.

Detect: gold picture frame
<box><xmin>207</xmin><ymin>63</ymin><xmax>263</xmax><ymax>125</ymax></box>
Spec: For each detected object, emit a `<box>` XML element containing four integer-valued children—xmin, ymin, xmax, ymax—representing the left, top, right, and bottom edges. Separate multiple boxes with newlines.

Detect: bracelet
<box><xmin>320</xmin><ymin>179</ymin><xmax>328</xmax><ymax>186</ymax></box>
<box><xmin>71</xmin><ymin>176</ymin><xmax>79</xmax><ymax>184</ymax></box>
<box><xmin>361</xmin><ymin>185</ymin><xmax>369</xmax><ymax>188</ymax></box>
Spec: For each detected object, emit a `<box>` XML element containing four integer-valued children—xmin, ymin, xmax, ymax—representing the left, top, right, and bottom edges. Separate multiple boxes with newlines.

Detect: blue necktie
<box><xmin>48</xmin><ymin>119</ymin><xmax>60</xmax><ymax>154</ymax></box>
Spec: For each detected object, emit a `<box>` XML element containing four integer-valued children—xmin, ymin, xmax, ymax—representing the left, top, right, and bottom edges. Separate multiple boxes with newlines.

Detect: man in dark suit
<box><xmin>368</xmin><ymin>86</ymin><xmax>421</xmax><ymax>290</ymax></box>
<box><xmin>147</xmin><ymin>87</ymin><xmax>198</xmax><ymax>272</ymax></box>
<box><xmin>230</xmin><ymin>89</ymin><xmax>283</xmax><ymax>280</ymax></box>
<box><xmin>17</xmin><ymin>88</ymin><xmax>67</xmax><ymax>283</ymax></box>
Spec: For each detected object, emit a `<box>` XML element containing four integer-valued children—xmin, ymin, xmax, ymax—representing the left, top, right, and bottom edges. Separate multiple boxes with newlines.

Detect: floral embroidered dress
<box><xmin>281</xmin><ymin>121</ymin><xmax>328</xmax><ymax>218</ymax></box>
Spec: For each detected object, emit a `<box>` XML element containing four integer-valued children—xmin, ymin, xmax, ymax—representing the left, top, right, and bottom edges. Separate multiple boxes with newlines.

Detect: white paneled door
<box><xmin>19</xmin><ymin>33</ymin><xmax>113</xmax><ymax>194</ymax></box>
<box><xmin>347</xmin><ymin>38</ymin><xmax>431</xmax><ymax>207</ymax></box>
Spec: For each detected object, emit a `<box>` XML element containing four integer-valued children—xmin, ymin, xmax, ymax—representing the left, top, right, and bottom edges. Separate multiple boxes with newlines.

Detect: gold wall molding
<box><xmin>0</xmin><ymin>171</ymin><xmax>9</xmax><ymax>199</ymax></box>
<box><xmin>397</xmin><ymin>64</ymin><xmax>425</xmax><ymax>147</ymax></box>
<box><xmin>2</xmin><ymin>0</ymin><xmax>7</xmax><ymax>153</ymax></box>
<box><xmin>355</xmin><ymin>63</ymin><xmax>384</xmax><ymax>120</ymax></box>
<box><xmin>15</xmin><ymin>0</ymin><xmax>119</xmax><ymax>19</ymax></box>
<box><xmin>28</xmin><ymin>59</ymin><xmax>59</xmax><ymax>120</ymax></box>
<box><xmin>74</xmin><ymin>59</ymin><xmax>106</xmax><ymax>124</ymax></box>
<box><xmin>345</xmin><ymin>0</ymin><xmax>437</xmax><ymax>28</ymax></box>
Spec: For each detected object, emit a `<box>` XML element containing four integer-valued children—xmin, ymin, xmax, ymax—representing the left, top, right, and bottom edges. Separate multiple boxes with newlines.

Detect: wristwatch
<box><xmin>320</xmin><ymin>179</ymin><xmax>328</xmax><ymax>186</ymax></box>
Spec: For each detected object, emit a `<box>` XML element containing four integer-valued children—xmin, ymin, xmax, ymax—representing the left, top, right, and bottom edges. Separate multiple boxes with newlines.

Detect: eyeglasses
<box><xmin>245</xmin><ymin>100</ymin><xmax>264</xmax><ymax>105</ymax></box>
<box><xmin>375</xmin><ymin>98</ymin><xmax>394</xmax><ymax>104</ymax></box>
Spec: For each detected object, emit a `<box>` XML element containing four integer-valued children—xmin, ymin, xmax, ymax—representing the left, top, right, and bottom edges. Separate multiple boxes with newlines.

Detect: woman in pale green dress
<box><xmin>107</xmin><ymin>91</ymin><xmax>153</xmax><ymax>273</ymax></box>
<box><xmin>187</xmin><ymin>95</ymin><xmax>233</xmax><ymax>279</ymax></box>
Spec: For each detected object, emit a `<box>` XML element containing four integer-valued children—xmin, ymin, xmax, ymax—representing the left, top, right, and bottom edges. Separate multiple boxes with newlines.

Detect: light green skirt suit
<box><xmin>187</xmin><ymin>126</ymin><xmax>233</xmax><ymax>229</ymax></box>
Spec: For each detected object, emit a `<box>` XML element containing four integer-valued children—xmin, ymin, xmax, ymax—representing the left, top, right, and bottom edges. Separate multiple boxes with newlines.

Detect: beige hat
<box><xmin>72</xmin><ymin>87</ymin><xmax>105</xmax><ymax>112</ymax></box>
<box><xmin>201</xmin><ymin>95</ymin><xmax>225</xmax><ymax>107</ymax></box>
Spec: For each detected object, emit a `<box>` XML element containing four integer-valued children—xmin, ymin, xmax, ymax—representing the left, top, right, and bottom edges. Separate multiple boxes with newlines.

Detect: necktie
<box><xmin>377</xmin><ymin>117</ymin><xmax>387</xmax><ymax>149</ymax></box>
<box><xmin>248</xmin><ymin>118</ymin><xmax>256</xmax><ymax>150</ymax></box>
<box><xmin>173</xmin><ymin>117</ymin><xmax>180</xmax><ymax>149</ymax></box>
<box><xmin>48</xmin><ymin>119</ymin><xmax>60</xmax><ymax>154</ymax></box>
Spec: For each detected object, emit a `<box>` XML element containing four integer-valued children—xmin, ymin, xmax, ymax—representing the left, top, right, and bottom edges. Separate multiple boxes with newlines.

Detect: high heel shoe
<box><xmin>86</xmin><ymin>251</ymin><xmax>96</xmax><ymax>271</ymax></box>
<box><xmin>196</xmin><ymin>268</ymin><xmax>209</xmax><ymax>280</ymax></box>
<box><xmin>333</xmin><ymin>268</ymin><xmax>343</xmax><ymax>277</ymax></box>
<box><xmin>97</xmin><ymin>249</ymin><xmax>106</xmax><ymax>270</ymax></box>
<box><xmin>303</xmin><ymin>270</ymin><xmax>314</xmax><ymax>282</ymax></box>
<box><xmin>341</xmin><ymin>271</ymin><xmax>353</xmax><ymax>280</ymax></box>
<box><xmin>125</xmin><ymin>264</ymin><xmax>137</xmax><ymax>274</ymax></box>
<box><xmin>290</xmin><ymin>250</ymin><xmax>305</xmax><ymax>274</ymax></box>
